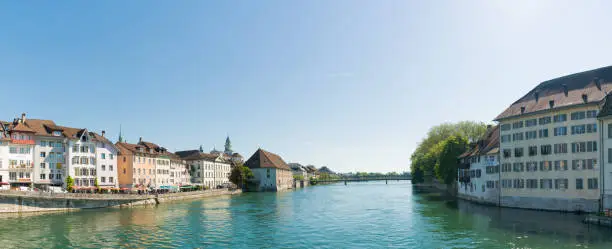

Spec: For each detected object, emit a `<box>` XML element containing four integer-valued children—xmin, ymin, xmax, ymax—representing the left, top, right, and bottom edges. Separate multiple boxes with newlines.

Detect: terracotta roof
<box><xmin>244</xmin><ymin>149</ymin><xmax>291</xmax><ymax>170</ymax></box>
<box><xmin>11</xmin><ymin>122</ymin><xmax>36</xmax><ymax>133</ymax></box>
<box><xmin>495</xmin><ymin>66</ymin><xmax>612</xmax><ymax>121</ymax></box>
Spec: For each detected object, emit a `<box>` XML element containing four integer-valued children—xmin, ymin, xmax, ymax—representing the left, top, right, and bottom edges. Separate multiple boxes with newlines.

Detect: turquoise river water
<box><xmin>1</xmin><ymin>181</ymin><xmax>612</xmax><ymax>248</ymax></box>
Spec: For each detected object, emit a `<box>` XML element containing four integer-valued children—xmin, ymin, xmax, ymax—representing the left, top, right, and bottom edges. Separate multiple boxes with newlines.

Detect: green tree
<box><xmin>66</xmin><ymin>176</ymin><xmax>75</xmax><ymax>192</ymax></box>
<box><xmin>293</xmin><ymin>175</ymin><xmax>304</xmax><ymax>181</ymax></box>
<box><xmin>409</xmin><ymin>121</ymin><xmax>487</xmax><ymax>182</ymax></box>
<box><xmin>94</xmin><ymin>178</ymin><xmax>100</xmax><ymax>192</ymax></box>
<box><xmin>435</xmin><ymin>135</ymin><xmax>469</xmax><ymax>184</ymax></box>
<box><xmin>229</xmin><ymin>165</ymin><xmax>254</xmax><ymax>189</ymax></box>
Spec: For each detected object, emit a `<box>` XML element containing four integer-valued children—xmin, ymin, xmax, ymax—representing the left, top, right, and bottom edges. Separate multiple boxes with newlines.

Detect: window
<box><xmin>528</xmin><ymin>146</ymin><xmax>538</xmax><ymax>156</ymax></box>
<box><xmin>101</xmin><ymin>165</ymin><xmax>106</xmax><ymax>171</ymax></box>
<box><xmin>40</xmin><ymin>141</ymin><xmax>47</xmax><ymax>146</ymax></box>
<box><xmin>502</xmin><ymin>179</ymin><xmax>512</xmax><ymax>188</ymax></box>
<box><xmin>609</xmin><ymin>124</ymin><xmax>612</xmax><ymax>138</ymax></box>
<box><xmin>554</xmin><ymin>179</ymin><xmax>568</xmax><ymax>190</ymax></box>
<box><xmin>540</xmin><ymin>179</ymin><xmax>553</xmax><ymax>189</ymax></box>
<box><xmin>53</xmin><ymin>131</ymin><xmax>61</xmax><ymax>136</ymax></box>
<box><xmin>527</xmin><ymin>179</ymin><xmax>538</xmax><ymax>189</ymax></box>
<box><xmin>101</xmin><ymin>153</ymin><xmax>106</xmax><ymax>159</ymax></box>
<box><xmin>109</xmin><ymin>165</ymin><xmax>113</xmax><ymax>171</ymax></box>
<box><xmin>572</xmin><ymin>159</ymin><xmax>586</xmax><ymax>170</ymax></box>
<box><xmin>540</xmin><ymin>145</ymin><xmax>552</xmax><ymax>155</ymax></box>
<box><xmin>586</xmin><ymin>159</ymin><xmax>597</xmax><ymax>170</ymax></box>
<box><xmin>40</xmin><ymin>174</ymin><xmax>46</xmax><ymax>180</ymax></box>
<box><xmin>539</xmin><ymin>129</ymin><xmax>549</xmax><ymax>138</ymax></box>
<box><xmin>101</xmin><ymin>177</ymin><xmax>106</xmax><ymax>183</ymax></box>
<box><xmin>513</xmin><ymin>179</ymin><xmax>525</xmax><ymax>188</ymax></box>
<box><xmin>539</xmin><ymin>116</ymin><xmax>552</xmax><ymax>125</ymax></box>
<box><xmin>554</xmin><ymin>127</ymin><xmax>567</xmax><ymax>136</ymax></box>
<box><xmin>525</xmin><ymin>131</ymin><xmax>537</xmax><ymax>140</ymax></box>
<box><xmin>572</xmin><ymin>142</ymin><xmax>587</xmax><ymax>153</ymax></box>
<box><xmin>267</xmin><ymin>168</ymin><xmax>271</xmax><ymax>178</ymax></box>
<box><xmin>609</xmin><ymin>148</ymin><xmax>612</xmax><ymax>163</ymax></box>
<box><xmin>586</xmin><ymin>124</ymin><xmax>597</xmax><ymax>133</ymax></box>
<box><xmin>514</xmin><ymin>148</ymin><xmax>523</xmax><ymax>157</ymax></box>
<box><xmin>503</xmin><ymin>149</ymin><xmax>511</xmax><ymax>158</ymax></box>
<box><xmin>110</xmin><ymin>154</ymin><xmax>114</xmax><ymax>159</ymax></box>
<box><xmin>588</xmin><ymin>178</ymin><xmax>599</xmax><ymax>189</ymax></box>
<box><xmin>554</xmin><ymin>160</ymin><xmax>568</xmax><ymax>171</ymax></box>
<box><xmin>526</xmin><ymin>161</ymin><xmax>538</xmax><ymax>172</ymax></box>
<box><xmin>9</xmin><ymin>147</ymin><xmax>17</xmax><ymax>154</ymax></box>
<box><xmin>539</xmin><ymin>161</ymin><xmax>552</xmax><ymax>171</ymax></box>
<box><xmin>576</xmin><ymin>178</ymin><xmax>584</xmax><ymax>190</ymax></box>
<box><xmin>586</xmin><ymin>110</ymin><xmax>598</xmax><ymax>118</ymax></box>
<box><xmin>501</xmin><ymin>124</ymin><xmax>511</xmax><ymax>131</ymax></box>
<box><xmin>554</xmin><ymin>143</ymin><xmax>567</xmax><ymax>154</ymax></box>
<box><xmin>512</xmin><ymin>162</ymin><xmax>524</xmax><ymax>172</ymax></box>
<box><xmin>525</xmin><ymin>119</ymin><xmax>537</xmax><ymax>127</ymax></box>
<box><xmin>553</xmin><ymin>114</ymin><xmax>567</xmax><ymax>123</ymax></box>
<box><xmin>571</xmin><ymin>111</ymin><xmax>586</xmax><ymax>120</ymax></box>
<box><xmin>109</xmin><ymin>177</ymin><xmax>114</xmax><ymax>183</ymax></box>
<box><xmin>40</xmin><ymin>163</ymin><xmax>45</xmax><ymax>169</ymax></box>
<box><xmin>501</xmin><ymin>163</ymin><xmax>512</xmax><ymax>172</ymax></box>
<box><xmin>586</xmin><ymin>141</ymin><xmax>598</xmax><ymax>152</ymax></box>
<box><xmin>512</xmin><ymin>121</ymin><xmax>524</xmax><ymax>129</ymax></box>
<box><xmin>40</xmin><ymin>152</ymin><xmax>46</xmax><ymax>158</ymax></box>
<box><xmin>513</xmin><ymin>133</ymin><xmax>524</xmax><ymax>141</ymax></box>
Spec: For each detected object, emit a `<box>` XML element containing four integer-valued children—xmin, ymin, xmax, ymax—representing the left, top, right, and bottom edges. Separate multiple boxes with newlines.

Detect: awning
<box><xmin>180</xmin><ymin>185</ymin><xmax>196</xmax><ymax>189</ymax></box>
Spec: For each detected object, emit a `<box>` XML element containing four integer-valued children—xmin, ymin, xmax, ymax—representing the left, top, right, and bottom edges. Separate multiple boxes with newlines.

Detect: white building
<box><xmin>169</xmin><ymin>155</ymin><xmax>189</xmax><ymax>187</ymax></box>
<box><xmin>598</xmin><ymin>94</ymin><xmax>612</xmax><ymax>210</ymax></box>
<box><xmin>288</xmin><ymin>163</ymin><xmax>307</xmax><ymax>179</ymax></box>
<box><xmin>0</xmin><ymin>122</ymin><xmax>11</xmax><ymax>189</ymax></box>
<box><xmin>6</xmin><ymin>119</ymin><xmax>36</xmax><ymax>189</ymax></box>
<box><xmin>182</xmin><ymin>152</ymin><xmax>231</xmax><ymax>188</ymax></box>
<box><xmin>495</xmin><ymin>66</ymin><xmax>611</xmax><ymax>212</ymax></box>
<box><xmin>92</xmin><ymin>132</ymin><xmax>118</xmax><ymax>189</ymax></box>
<box><xmin>457</xmin><ymin>126</ymin><xmax>500</xmax><ymax>205</ymax></box>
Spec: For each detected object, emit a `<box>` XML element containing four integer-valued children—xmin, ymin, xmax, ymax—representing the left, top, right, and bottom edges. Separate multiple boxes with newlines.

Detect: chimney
<box><xmin>520</xmin><ymin>106</ymin><xmax>526</xmax><ymax>114</ymax></box>
<box><xmin>582</xmin><ymin>94</ymin><xmax>588</xmax><ymax>103</ymax></box>
<box><xmin>101</xmin><ymin>130</ymin><xmax>105</xmax><ymax>137</ymax></box>
<box><xmin>549</xmin><ymin>100</ymin><xmax>555</xmax><ymax>108</ymax></box>
<box><xmin>562</xmin><ymin>84</ymin><xmax>568</xmax><ymax>96</ymax></box>
<box><xmin>534</xmin><ymin>91</ymin><xmax>539</xmax><ymax>102</ymax></box>
<box><xmin>21</xmin><ymin>113</ymin><xmax>26</xmax><ymax>123</ymax></box>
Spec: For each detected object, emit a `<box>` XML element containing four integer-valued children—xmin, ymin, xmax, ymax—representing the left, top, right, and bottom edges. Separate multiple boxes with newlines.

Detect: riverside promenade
<box><xmin>0</xmin><ymin>189</ymin><xmax>242</xmax><ymax>213</ymax></box>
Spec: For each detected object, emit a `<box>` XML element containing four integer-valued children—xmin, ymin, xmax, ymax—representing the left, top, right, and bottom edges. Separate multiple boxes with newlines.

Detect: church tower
<box><xmin>224</xmin><ymin>136</ymin><xmax>233</xmax><ymax>155</ymax></box>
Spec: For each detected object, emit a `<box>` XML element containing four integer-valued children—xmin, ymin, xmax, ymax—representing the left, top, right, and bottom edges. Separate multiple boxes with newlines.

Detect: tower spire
<box><xmin>118</xmin><ymin>124</ymin><xmax>124</xmax><ymax>143</ymax></box>
<box><xmin>224</xmin><ymin>135</ymin><xmax>232</xmax><ymax>155</ymax></box>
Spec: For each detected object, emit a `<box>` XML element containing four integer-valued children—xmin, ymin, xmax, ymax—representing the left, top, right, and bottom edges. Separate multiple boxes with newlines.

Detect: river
<box><xmin>1</xmin><ymin>182</ymin><xmax>612</xmax><ymax>248</ymax></box>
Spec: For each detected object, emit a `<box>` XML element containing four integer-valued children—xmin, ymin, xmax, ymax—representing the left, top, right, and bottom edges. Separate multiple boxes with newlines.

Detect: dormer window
<box><xmin>52</xmin><ymin>131</ymin><xmax>61</xmax><ymax>136</ymax></box>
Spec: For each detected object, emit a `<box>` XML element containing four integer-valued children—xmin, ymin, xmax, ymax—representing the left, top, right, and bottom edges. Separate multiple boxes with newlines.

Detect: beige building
<box><xmin>244</xmin><ymin>148</ymin><xmax>293</xmax><ymax>192</ymax></box>
<box><xmin>495</xmin><ymin>66</ymin><xmax>612</xmax><ymax>212</ymax></box>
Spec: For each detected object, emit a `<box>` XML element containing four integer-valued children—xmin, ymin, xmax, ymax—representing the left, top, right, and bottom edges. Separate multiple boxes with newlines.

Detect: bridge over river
<box><xmin>314</xmin><ymin>176</ymin><xmax>412</xmax><ymax>185</ymax></box>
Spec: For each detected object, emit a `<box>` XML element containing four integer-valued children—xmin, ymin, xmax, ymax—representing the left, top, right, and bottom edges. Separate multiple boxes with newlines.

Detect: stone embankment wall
<box><xmin>0</xmin><ymin>189</ymin><xmax>241</xmax><ymax>213</ymax></box>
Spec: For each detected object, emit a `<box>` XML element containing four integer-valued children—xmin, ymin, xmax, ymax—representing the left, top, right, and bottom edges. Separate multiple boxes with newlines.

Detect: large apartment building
<box><xmin>457</xmin><ymin>125</ymin><xmax>500</xmax><ymax>205</ymax></box>
<box><xmin>495</xmin><ymin>66</ymin><xmax>612</xmax><ymax>212</ymax></box>
<box><xmin>176</xmin><ymin>149</ymin><xmax>232</xmax><ymax>188</ymax></box>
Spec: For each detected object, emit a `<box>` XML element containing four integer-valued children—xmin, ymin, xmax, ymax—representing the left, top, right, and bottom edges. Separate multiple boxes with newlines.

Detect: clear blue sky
<box><xmin>1</xmin><ymin>1</ymin><xmax>612</xmax><ymax>173</ymax></box>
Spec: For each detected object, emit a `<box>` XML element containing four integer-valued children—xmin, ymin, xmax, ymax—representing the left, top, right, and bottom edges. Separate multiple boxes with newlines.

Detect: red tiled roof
<box><xmin>495</xmin><ymin>66</ymin><xmax>612</xmax><ymax>121</ymax></box>
<box><xmin>11</xmin><ymin>122</ymin><xmax>35</xmax><ymax>133</ymax></box>
<box><xmin>244</xmin><ymin>149</ymin><xmax>291</xmax><ymax>170</ymax></box>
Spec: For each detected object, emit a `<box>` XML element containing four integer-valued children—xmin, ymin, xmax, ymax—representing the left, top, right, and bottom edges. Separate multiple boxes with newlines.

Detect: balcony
<box><xmin>9</xmin><ymin>163</ymin><xmax>34</xmax><ymax>171</ymax></box>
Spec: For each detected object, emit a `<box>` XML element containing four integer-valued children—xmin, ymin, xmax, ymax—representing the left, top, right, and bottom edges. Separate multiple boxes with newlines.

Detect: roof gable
<box><xmin>244</xmin><ymin>149</ymin><xmax>290</xmax><ymax>170</ymax></box>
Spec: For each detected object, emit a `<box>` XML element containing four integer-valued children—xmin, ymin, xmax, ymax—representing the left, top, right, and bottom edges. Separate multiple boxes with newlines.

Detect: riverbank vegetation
<box><xmin>229</xmin><ymin>164</ymin><xmax>254</xmax><ymax>190</ymax></box>
<box><xmin>410</xmin><ymin>121</ymin><xmax>487</xmax><ymax>184</ymax></box>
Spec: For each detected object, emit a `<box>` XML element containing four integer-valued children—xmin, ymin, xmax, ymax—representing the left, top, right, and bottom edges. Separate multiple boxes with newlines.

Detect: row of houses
<box><xmin>0</xmin><ymin>113</ymin><xmax>303</xmax><ymax>192</ymax></box>
<box><xmin>287</xmin><ymin>163</ymin><xmax>335</xmax><ymax>179</ymax></box>
<box><xmin>457</xmin><ymin>65</ymin><xmax>612</xmax><ymax>213</ymax></box>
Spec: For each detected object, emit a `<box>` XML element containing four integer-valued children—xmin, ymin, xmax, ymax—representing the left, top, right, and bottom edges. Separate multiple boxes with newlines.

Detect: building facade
<box><xmin>244</xmin><ymin>148</ymin><xmax>293</xmax><ymax>192</ymax></box>
<box><xmin>180</xmin><ymin>152</ymin><xmax>231</xmax><ymax>188</ymax></box>
<box><xmin>495</xmin><ymin>66</ymin><xmax>612</xmax><ymax>212</ymax></box>
<box><xmin>457</xmin><ymin>126</ymin><xmax>500</xmax><ymax>205</ymax></box>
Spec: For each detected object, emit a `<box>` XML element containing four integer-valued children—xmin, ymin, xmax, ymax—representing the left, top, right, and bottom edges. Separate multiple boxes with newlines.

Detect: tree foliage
<box><xmin>434</xmin><ymin>135</ymin><xmax>468</xmax><ymax>184</ymax></box>
<box><xmin>229</xmin><ymin>165</ymin><xmax>254</xmax><ymax>189</ymax></box>
<box><xmin>410</xmin><ymin>121</ymin><xmax>487</xmax><ymax>183</ymax></box>
<box><xmin>66</xmin><ymin>176</ymin><xmax>75</xmax><ymax>192</ymax></box>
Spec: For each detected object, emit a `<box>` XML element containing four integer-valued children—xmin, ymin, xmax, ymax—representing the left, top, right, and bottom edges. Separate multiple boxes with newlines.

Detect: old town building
<box><xmin>244</xmin><ymin>148</ymin><xmax>293</xmax><ymax>192</ymax></box>
<box><xmin>457</xmin><ymin>125</ymin><xmax>500</xmax><ymax>205</ymax></box>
